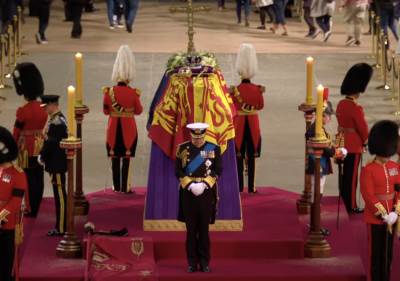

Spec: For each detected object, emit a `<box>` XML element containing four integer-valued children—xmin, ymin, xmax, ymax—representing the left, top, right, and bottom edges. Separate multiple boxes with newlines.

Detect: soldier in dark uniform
<box><xmin>176</xmin><ymin>123</ymin><xmax>221</xmax><ymax>273</ymax></box>
<box><xmin>336</xmin><ymin>63</ymin><xmax>373</xmax><ymax>213</ymax></box>
<box><xmin>103</xmin><ymin>45</ymin><xmax>143</xmax><ymax>193</ymax></box>
<box><xmin>12</xmin><ymin>63</ymin><xmax>48</xmax><ymax>218</ymax></box>
<box><xmin>0</xmin><ymin>126</ymin><xmax>27</xmax><ymax>281</ymax></box>
<box><xmin>38</xmin><ymin>95</ymin><xmax>68</xmax><ymax>236</ymax></box>
<box><xmin>360</xmin><ymin>120</ymin><xmax>400</xmax><ymax>281</ymax></box>
<box><xmin>231</xmin><ymin>43</ymin><xmax>264</xmax><ymax>193</ymax></box>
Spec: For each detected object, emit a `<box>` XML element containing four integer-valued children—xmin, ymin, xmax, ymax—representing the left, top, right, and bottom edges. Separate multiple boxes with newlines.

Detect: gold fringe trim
<box><xmin>143</xmin><ymin>219</ymin><xmax>243</xmax><ymax>231</ymax></box>
<box><xmin>15</xmin><ymin>222</ymin><xmax>23</xmax><ymax>245</ymax></box>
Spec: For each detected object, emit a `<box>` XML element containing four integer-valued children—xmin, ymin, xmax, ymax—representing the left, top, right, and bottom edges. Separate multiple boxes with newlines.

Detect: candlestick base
<box><xmin>74</xmin><ymin>194</ymin><xmax>90</xmax><ymax>216</ymax></box>
<box><xmin>304</xmin><ymin>230</ymin><xmax>331</xmax><ymax>258</ymax></box>
<box><xmin>56</xmin><ymin>232</ymin><xmax>82</xmax><ymax>258</ymax></box>
<box><xmin>60</xmin><ymin>137</ymin><xmax>82</xmax><ymax>150</ymax></box>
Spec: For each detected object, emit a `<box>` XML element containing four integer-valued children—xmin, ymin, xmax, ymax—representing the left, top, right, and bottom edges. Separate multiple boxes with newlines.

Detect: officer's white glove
<box><xmin>382</xmin><ymin>214</ymin><xmax>390</xmax><ymax>224</ymax></box>
<box><xmin>190</xmin><ymin>183</ymin><xmax>205</xmax><ymax>196</ymax></box>
<box><xmin>37</xmin><ymin>155</ymin><xmax>44</xmax><ymax>166</ymax></box>
<box><xmin>387</xmin><ymin>212</ymin><xmax>398</xmax><ymax>225</ymax></box>
<box><xmin>340</xmin><ymin>148</ymin><xmax>348</xmax><ymax>157</ymax></box>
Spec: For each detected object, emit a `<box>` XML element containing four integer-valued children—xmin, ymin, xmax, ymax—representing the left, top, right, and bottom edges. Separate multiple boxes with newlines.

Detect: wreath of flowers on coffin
<box><xmin>166</xmin><ymin>52</ymin><xmax>219</xmax><ymax>73</ymax></box>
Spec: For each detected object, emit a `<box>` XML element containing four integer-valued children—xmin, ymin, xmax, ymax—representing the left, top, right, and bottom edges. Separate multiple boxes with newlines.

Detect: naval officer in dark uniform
<box><xmin>175</xmin><ymin>122</ymin><xmax>222</xmax><ymax>273</ymax></box>
<box><xmin>38</xmin><ymin>95</ymin><xmax>68</xmax><ymax>236</ymax></box>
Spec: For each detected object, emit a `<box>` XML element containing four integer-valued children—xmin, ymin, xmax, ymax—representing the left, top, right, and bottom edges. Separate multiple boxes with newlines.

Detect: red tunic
<box><xmin>0</xmin><ymin>165</ymin><xmax>27</xmax><ymax>230</ymax></box>
<box><xmin>13</xmin><ymin>101</ymin><xmax>47</xmax><ymax>162</ymax></box>
<box><xmin>103</xmin><ymin>85</ymin><xmax>143</xmax><ymax>156</ymax></box>
<box><xmin>335</xmin><ymin>97</ymin><xmax>368</xmax><ymax>153</ymax></box>
<box><xmin>232</xmin><ymin>82</ymin><xmax>264</xmax><ymax>154</ymax></box>
<box><xmin>360</xmin><ymin>160</ymin><xmax>400</xmax><ymax>225</ymax></box>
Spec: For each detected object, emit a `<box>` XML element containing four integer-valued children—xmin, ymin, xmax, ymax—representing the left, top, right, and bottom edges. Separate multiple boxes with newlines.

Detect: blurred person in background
<box><xmin>256</xmin><ymin>0</ymin><xmax>275</xmax><ymax>29</ymax></box>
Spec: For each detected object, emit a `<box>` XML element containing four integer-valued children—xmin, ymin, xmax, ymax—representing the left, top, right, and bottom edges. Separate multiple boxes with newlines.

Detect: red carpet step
<box><xmin>19</xmin><ymin>187</ymin><xmax>369</xmax><ymax>281</ymax></box>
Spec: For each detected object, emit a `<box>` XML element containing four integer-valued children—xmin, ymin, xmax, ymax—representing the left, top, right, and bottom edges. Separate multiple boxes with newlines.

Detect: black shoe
<box><xmin>71</xmin><ymin>34</ymin><xmax>81</xmax><ymax>39</ymax></box>
<box><xmin>351</xmin><ymin>207</ymin><xmax>364</xmax><ymax>214</ymax></box>
<box><xmin>200</xmin><ymin>265</ymin><xmax>210</xmax><ymax>273</ymax></box>
<box><xmin>257</xmin><ymin>25</ymin><xmax>266</xmax><ymax>30</ymax></box>
<box><xmin>187</xmin><ymin>265</ymin><xmax>197</xmax><ymax>273</ymax></box>
<box><xmin>47</xmin><ymin>229</ymin><xmax>64</xmax><ymax>236</ymax></box>
<box><xmin>126</xmin><ymin>25</ymin><xmax>132</xmax><ymax>33</ymax></box>
<box><xmin>354</xmin><ymin>40</ymin><xmax>361</xmax><ymax>46</ymax></box>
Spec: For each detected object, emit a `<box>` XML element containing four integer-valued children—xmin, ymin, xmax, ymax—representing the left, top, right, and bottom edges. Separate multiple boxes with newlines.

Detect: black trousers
<box><xmin>315</xmin><ymin>15</ymin><xmax>331</xmax><ymax>33</ymax></box>
<box><xmin>182</xmin><ymin>189</ymin><xmax>213</xmax><ymax>267</ymax></box>
<box><xmin>70</xmin><ymin>3</ymin><xmax>83</xmax><ymax>37</ymax></box>
<box><xmin>50</xmin><ymin>173</ymin><xmax>67</xmax><ymax>233</ymax></box>
<box><xmin>236</xmin><ymin>118</ymin><xmax>258</xmax><ymax>193</ymax></box>
<box><xmin>0</xmin><ymin>229</ymin><xmax>15</xmax><ymax>281</ymax></box>
<box><xmin>303</xmin><ymin>7</ymin><xmax>316</xmax><ymax>33</ymax></box>
<box><xmin>37</xmin><ymin>2</ymin><xmax>50</xmax><ymax>38</ymax></box>
<box><xmin>111</xmin><ymin>157</ymin><xmax>131</xmax><ymax>193</ymax></box>
<box><xmin>341</xmin><ymin>153</ymin><xmax>361</xmax><ymax>212</ymax></box>
<box><xmin>25</xmin><ymin>157</ymin><xmax>44</xmax><ymax>217</ymax></box>
<box><xmin>259</xmin><ymin>5</ymin><xmax>274</xmax><ymax>26</ymax></box>
<box><xmin>368</xmin><ymin>224</ymin><xmax>394</xmax><ymax>281</ymax></box>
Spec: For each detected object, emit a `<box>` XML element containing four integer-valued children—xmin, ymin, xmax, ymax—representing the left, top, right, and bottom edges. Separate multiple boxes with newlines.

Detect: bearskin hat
<box><xmin>368</xmin><ymin>120</ymin><xmax>399</xmax><ymax>157</ymax></box>
<box><xmin>0</xmin><ymin>126</ymin><xmax>18</xmax><ymax>164</ymax></box>
<box><xmin>13</xmin><ymin>62</ymin><xmax>44</xmax><ymax>100</ymax></box>
<box><xmin>340</xmin><ymin>63</ymin><xmax>373</xmax><ymax>96</ymax></box>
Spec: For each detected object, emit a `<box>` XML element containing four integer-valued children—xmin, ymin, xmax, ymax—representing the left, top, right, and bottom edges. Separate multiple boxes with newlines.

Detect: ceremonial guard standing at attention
<box><xmin>103</xmin><ymin>45</ymin><xmax>143</xmax><ymax>193</ymax></box>
<box><xmin>12</xmin><ymin>63</ymin><xmax>48</xmax><ymax>217</ymax></box>
<box><xmin>39</xmin><ymin>95</ymin><xmax>68</xmax><ymax>236</ymax></box>
<box><xmin>360</xmin><ymin>120</ymin><xmax>400</xmax><ymax>281</ymax></box>
<box><xmin>336</xmin><ymin>63</ymin><xmax>373</xmax><ymax>213</ymax></box>
<box><xmin>0</xmin><ymin>126</ymin><xmax>27</xmax><ymax>281</ymax></box>
<box><xmin>231</xmin><ymin>43</ymin><xmax>264</xmax><ymax>193</ymax></box>
<box><xmin>176</xmin><ymin>123</ymin><xmax>221</xmax><ymax>273</ymax></box>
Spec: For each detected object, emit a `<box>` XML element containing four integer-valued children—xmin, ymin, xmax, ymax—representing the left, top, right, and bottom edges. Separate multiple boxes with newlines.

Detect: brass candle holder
<box><xmin>304</xmin><ymin>137</ymin><xmax>331</xmax><ymax>258</ymax></box>
<box><xmin>74</xmin><ymin>105</ymin><xmax>90</xmax><ymax>216</ymax></box>
<box><xmin>296</xmin><ymin>102</ymin><xmax>316</xmax><ymax>214</ymax></box>
<box><xmin>56</xmin><ymin>137</ymin><xmax>83</xmax><ymax>258</ymax></box>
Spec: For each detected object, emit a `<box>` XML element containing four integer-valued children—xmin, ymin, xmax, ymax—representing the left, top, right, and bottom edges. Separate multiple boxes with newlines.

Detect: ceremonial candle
<box><xmin>67</xmin><ymin>86</ymin><xmax>76</xmax><ymax>138</ymax></box>
<box><xmin>315</xmin><ymin>84</ymin><xmax>324</xmax><ymax>140</ymax></box>
<box><xmin>75</xmin><ymin>53</ymin><xmax>83</xmax><ymax>105</ymax></box>
<box><xmin>306</xmin><ymin>57</ymin><xmax>314</xmax><ymax>105</ymax></box>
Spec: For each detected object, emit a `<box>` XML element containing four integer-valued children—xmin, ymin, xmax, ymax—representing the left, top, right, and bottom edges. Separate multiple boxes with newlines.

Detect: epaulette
<box><xmin>51</xmin><ymin>114</ymin><xmax>66</xmax><ymax>126</ymax></box>
<box><xmin>13</xmin><ymin>164</ymin><xmax>23</xmax><ymax>173</ymax></box>
<box><xmin>136</xmin><ymin>89</ymin><xmax>141</xmax><ymax>96</ymax></box>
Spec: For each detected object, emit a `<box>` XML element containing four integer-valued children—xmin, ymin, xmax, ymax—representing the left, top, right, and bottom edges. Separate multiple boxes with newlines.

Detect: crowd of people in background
<box><xmin>2</xmin><ymin>0</ymin><xmax>400</xmax><ymax>47</ymax></box>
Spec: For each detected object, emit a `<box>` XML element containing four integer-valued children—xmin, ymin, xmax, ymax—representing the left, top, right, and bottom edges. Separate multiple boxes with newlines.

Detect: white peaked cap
<box><xmin>235</xmin><ymin>43</ymin><xmax>258</xmax><ymax>79</ymax></box>
<box><xmin>111</xmin><ymin>45</ymin><xmax>136</xmax><ymax>83</ymax></box>
<box><xmin>186</xmin><ymin>123</ymin><xmax>209</xmax><ymax>130</ymax></box>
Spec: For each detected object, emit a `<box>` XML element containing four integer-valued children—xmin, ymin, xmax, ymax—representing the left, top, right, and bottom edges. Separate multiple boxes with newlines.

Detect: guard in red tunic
<box><xmin>103</xmin><ymin>45</ymin><xmax>143</xmax><ymax>193</ymax></box>
<box><xmin>336</xmin><ymin>63</ymin><xmax>373</xmax><ymax>213</ymax></box>
<box><xmin>360</xmin><ymin>120</ymin><xmax>400</xmax><ymax>281</ymax></box>
<box><xmin>231</xmin><ymin>43</ymin><xmax>264</xmax><ymax>193</ymax></box>
<box><xmin>12</xmin><ymin>63</ymin><xmax>47</xmax><ymax>217</ymax></box>
<box><xmin>0</xmin><ymin>126</ymin><xmax>27</xmax><ymax>281</ymax></box>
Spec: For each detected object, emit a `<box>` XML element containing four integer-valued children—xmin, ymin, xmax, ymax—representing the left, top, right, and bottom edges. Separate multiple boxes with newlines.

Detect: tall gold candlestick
<box><xmin>306</xmin><ymin>57</ymin><xmax>314</xmax><ymax>105</ymax></box>
<box><xmin>75</xmin><ymin>53</ymin><xmax>83</xmax><ymax>105</ymax></box>
<box><xmin>67</xmin><ymin>86</ymin><xmax>77</xmax><ymax>138</ymax></box>
<box><xmin>314</xmin><ymin>85</ymin><xmax>324</xmax><ymax>141</ymax></box>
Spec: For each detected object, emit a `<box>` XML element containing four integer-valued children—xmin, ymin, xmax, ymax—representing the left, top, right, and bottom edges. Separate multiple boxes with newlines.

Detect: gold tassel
<box><xmin>33</xmin><ymin>136</ymin><xmax>44</xmax><ymax>156</ymax></box>
<box><xmin>17</xmin><ymin>148</ymin><xmax>28</xmax><ymax>169</ymax></box>
<box><xmin>14</xmin><ymin>222</ymin><xmax>23</xmax><ymax>245</ymax></box>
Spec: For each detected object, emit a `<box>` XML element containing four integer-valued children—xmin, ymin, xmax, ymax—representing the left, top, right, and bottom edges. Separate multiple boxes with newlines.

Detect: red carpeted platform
<box><xmin>19</xmin><ymin>187</ymin><xmax>387</xmax><ymax>281</ymax></box>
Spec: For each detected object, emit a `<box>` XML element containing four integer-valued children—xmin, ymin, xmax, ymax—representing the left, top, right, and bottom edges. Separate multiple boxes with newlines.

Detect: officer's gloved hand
<box><xmin>387</xmin><ymin>212</ymin><xmax>398</xmax><ymax>225</ymax></box>
<box><xmin>37</xmin><ymin>155</ymin><xmax>44</xmax><ymax>166</ymax></box>
<box><xmin>189</xmin><ymin>183</ymin><xmax>205</xmax><ymax>196</ymax></box>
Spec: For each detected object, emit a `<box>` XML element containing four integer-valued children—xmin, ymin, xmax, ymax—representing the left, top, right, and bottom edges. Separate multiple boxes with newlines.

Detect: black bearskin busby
<box><xmin>13</xmin><ymin>62</ymin><xmax>44</xmax><ymax>100</ymax></box>
<box><xmin>340</xmin><ymin>63</ymin><xmax>373</xmax><ymax>96</ymax></box>
<box><xmin>0</xmin><ymin>126</ymin><xmax>18</xmax><ymax>164</ymax></box>
<box><xmin>368</xmin><ymin>120</ymin><xmax>399</xmax><ymax>157</ymax></box>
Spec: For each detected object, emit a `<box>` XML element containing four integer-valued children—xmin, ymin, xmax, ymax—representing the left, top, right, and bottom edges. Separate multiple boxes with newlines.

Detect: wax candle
<box><xmin>67</xmin><ymin>86</ymin><xmax>76</xmax><ymax>138</ymax></box>
<box><xmin>306</xmin><ymin>57</ymin><xmax>314</xmax><ymax>105</ymax></box>
<box><xmin>75</xmin><ymin>53</ymin><xmax>83</xmax><ymax>105</ymax></box>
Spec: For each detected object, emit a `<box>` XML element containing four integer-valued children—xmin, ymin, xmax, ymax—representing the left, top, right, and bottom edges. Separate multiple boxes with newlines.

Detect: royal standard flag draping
<box><xmin>148</xmin><ymin>70</ymin><xmax>236</xmax><ymax>159</ymax></box>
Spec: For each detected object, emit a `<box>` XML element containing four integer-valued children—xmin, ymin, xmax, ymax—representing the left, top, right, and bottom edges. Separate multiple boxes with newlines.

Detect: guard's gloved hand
<box><xmin>387</xmin><ymin>212</ymin><xmax>398</xmax><ymax>225</ymax></box>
